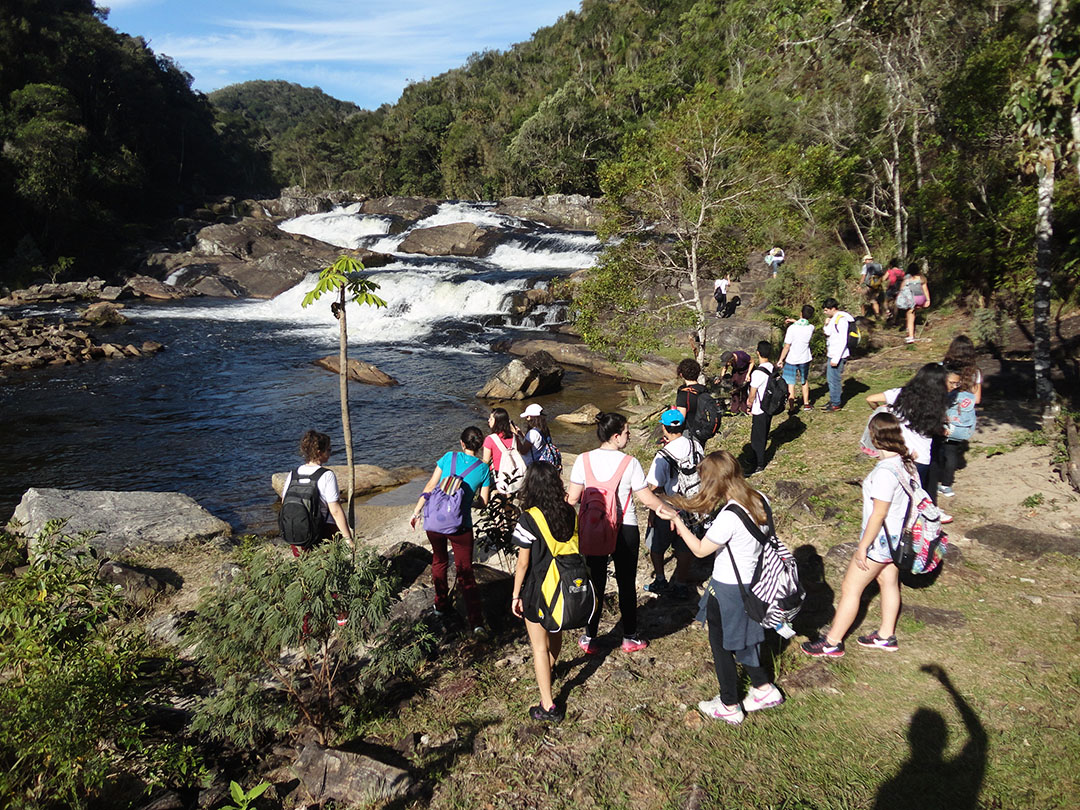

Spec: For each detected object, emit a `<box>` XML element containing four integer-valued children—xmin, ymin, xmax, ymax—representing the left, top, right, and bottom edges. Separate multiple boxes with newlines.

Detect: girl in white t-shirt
<box><xmin>664</xmin><ymin>450</ymin><xmax>784</xmax><ymax>725</ymax></box>
<box><xmin>280</xmin><ymin>429</ymin><xmax>354</xmax><ymax>554</ymax></box>
<box><xmin>566</xmin><ymin>412</ymin><xmax>668</xmax><ymax>655</ymax></box>
<box><xmin>802</xmin><ymin>412</ymin><xmax>916</xmax><ymax>659</ymax></box>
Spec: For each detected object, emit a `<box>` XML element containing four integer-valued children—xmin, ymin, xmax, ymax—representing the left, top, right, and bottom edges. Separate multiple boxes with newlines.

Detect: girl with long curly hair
<box><xmin>936</xmin><ymin>335</ymin><xmax>983</xmax><ymax>497</ymax></box>
<box><xmin>662</xmin><ymin>450</ymin><xmax>785</xmax><ymax>724</ymax></box>
<box><xmin>803</xmin><ymin>412</ymin><xmax>919</xmax><ymax>658</ymax></box>
<box><xmin>866</xmin><ymin>363</ymin><xmax>951</xmax><ymax>510</ymax></box>
<box><xmin>510</xmin><ymin>462</ymin><xmax>579</xmax><ymax>723</ymax></box>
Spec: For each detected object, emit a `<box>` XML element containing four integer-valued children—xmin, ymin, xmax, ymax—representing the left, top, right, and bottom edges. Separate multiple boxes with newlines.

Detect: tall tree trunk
<box><xmin>1034</xmin><ymin>146</ymin><xmax>1055</xmax><ymax>404</ymax></box>
<box><xmin>889</xmin><ymin>122</ymin><xmax>905</xmax><ymax>261</ymax></box>
<box><xmin>338</xmin><ymin>285</ymin><xmax>356</xmax><ymax>532</ymax></box>
<box><xmin>912</xmin><ymin>113</ymin><xmax>927</xmax><ymax>250</ymax></box>
<box><xmin>1072</xmin><ymin>109</ymin><xmax>1080</xmax><ymax>182</ymax></box>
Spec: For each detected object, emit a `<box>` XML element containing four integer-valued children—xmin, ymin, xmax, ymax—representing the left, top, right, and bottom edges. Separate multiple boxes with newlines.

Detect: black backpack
<box><xmin>682</xmin><ymin>384</ymin><xmax>721</xmax><ymax>443</ymax></box>
<box><xmin>845</xmin><ymin>319</ymin><xmax>862</xmax><ymax>356</ymax></box>
<box><xmin>279</xmin><ymin>467</ymin><xmax>330</xmax><ymax>548</ymax></box>
<box><xmin>758</xmin><ymin>365</ymin><xmax>788</xmax><ymax>417</ymax></box>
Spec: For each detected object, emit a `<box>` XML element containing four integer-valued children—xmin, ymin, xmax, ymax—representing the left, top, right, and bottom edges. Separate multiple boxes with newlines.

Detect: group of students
<box><xmin>278</xmin><ymin>332</ymin><xmax>980</xmax><ymax>725</ymax></box>
<box><xmin>860</xmin><ymin>254</ymin><xmax>933</xmax><ymax>343</ymax></box>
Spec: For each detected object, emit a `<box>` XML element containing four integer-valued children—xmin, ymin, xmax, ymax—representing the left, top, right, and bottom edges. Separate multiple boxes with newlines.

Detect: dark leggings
<box><xmin>706</xmin><ymin>594</ymin><xmax>769</xmax><ymax>706</ymax></box>
<box><xmin>585</xmin><ymin>523</ymin><xmax>640</xmax><ymax>638</ymax></box>
<box><xmin>751</xmin><ymin>411</ymin><xmax>772</xmax><ymax>470</ymax></box>
<box><xmin>937</xmin><ymin>438</ymin><xmax>965</xmax><ymax>487</ymax></box>
<box><xmin>915</xmin><ymin>460</ymin><xmax>938</xmax><ymax>505</ymax></box>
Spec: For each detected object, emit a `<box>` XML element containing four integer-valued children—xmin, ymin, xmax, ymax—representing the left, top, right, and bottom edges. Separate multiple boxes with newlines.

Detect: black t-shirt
<box><xmin>677</xmin><ymin>383</ymin><xmax>705</xmax><ymax>422</ymax></box>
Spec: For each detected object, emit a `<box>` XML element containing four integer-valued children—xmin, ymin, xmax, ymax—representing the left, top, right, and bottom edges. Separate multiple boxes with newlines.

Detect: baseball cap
<box><xmin>522</xmin><ymin>403</ymin><xmax>544</xmax><ymax>417</ymax></box>
<box><xmin>660</xmin><ymin>409</ymin><xmax>685</xmax><ymax>427</ymax></box>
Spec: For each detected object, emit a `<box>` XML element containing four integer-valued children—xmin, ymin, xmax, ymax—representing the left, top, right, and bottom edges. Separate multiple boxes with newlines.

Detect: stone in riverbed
<box><xmin>476</xmin><ymin>350</ymin><xmax>564</xmax><ymax>400</ymax></box>
<box><xmin>555</xmin><ymin>404</ymin><xmax>601</xmax><ymax>425</ymax></box>
<box><xmin>313</xmin><ymin>355</ymin><xmax>399</xmax><ymax>386</ymax></box>
<box><xmin>398</xmin><ymin>222</ymin><xmax>501</xmax><ymax>258</ymax></box>
<box><xmin>270</xmin><ymin>465</ymin><xmax>420</xmax><ymax>499</ymax></box>
<box><xmin>11</xmin><ymin>488</ymin><xmax>232</xmax><ymax>557</ymax></box>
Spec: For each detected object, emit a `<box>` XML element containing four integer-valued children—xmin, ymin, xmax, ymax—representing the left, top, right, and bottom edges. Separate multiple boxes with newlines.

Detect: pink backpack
<box><xmin>578</xmin><ymin>453</ymin><xmax>633</xmax><ymax>555</ymax></box>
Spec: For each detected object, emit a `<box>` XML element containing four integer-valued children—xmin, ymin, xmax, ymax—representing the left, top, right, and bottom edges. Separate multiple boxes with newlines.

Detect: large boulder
<box><xmin>505</xmin><ymin>338</ymin><xmax>675</xmax><ymax>384</ymax></box>
<box><xmin>79</xmin><ymin>301</ymin><xmax>128</xmax><ymax>326</ymax></box>
<box><xmin>397</xmin><ymin>222</ymin><xmax>501</xmax><ymax>258</ymax></box>
<box><xmin>476</xmin><ymin>350</ymin><xmax>564</xmax><ymax>400</ymax></box>
<box><xmin>360</xmin><ymin>196</ymin><xmax>440</xmax><ymax>222</ymax></box>
<box><xmin>256</xmin><ymin>186</ymin><xmax>335</xmax><ymax>218</ymax></box>
<box><xmin>291</xmin><ymin>744</ymin><xmax>413</xmax><ymax>804</ymax></box>
<box><xmin>125</xmin><ymin>275</ymin><xmax>187</xmax><ymax>300</ymax></box>
<box><xmin>270</xmin><ymin>465</ymin><xmax>423</xmax><ymax>499</ymax></box>
<box><xmin>493</xmin><ymin>194</ymin><xmax>603</xmax><ymax>230</ymax></box>
<box><xmin>313</xmin><ymin>355</ymin><xmax>399</xmax><ymax>386</ymax></box>
<box><xmin>11</xmin><ymin>488</ymin><xmax>232</xmax><ymax>556</ymax></box>
<box><xmin>142</xmin><ymin>218</ymin><xmax>395</xmax><ymax>299</ymax></box>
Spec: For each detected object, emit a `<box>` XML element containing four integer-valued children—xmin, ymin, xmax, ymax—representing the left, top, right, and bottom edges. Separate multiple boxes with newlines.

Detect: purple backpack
<box><xmin>423</xmin><ymin>454</ymin><xmax>483</xmax><ymax>534</ymax></box>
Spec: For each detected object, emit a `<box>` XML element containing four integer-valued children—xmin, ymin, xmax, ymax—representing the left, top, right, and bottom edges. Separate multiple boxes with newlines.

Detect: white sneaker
<box><xmin>939</xmin><ymin>511</ymin><xmax>954</xmax><ymax>524</ymax></box>
<box><xmin>743</xmin><ymin>684</ymin><xmax>785</xmax><ymax>712</ymax></box>
<box><xmin>698</xmin><ymin>695</ymin><xmax>744</xmax><ymax>724</ymax></box>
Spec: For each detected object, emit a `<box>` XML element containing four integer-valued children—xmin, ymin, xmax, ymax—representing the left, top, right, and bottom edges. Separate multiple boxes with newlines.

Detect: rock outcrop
<box><xmin>313</xmin><ymin>355</ymin><xmax>399</xmax><ymax>386</ymax></box>
<box><xmin>0</xmin><ymin>277</ymin><xmax>123</xmax><ymax>306</ymax></box>
<box><xmin>476</xmin><ymin>350</ymin><xmax>564</xmax><ymax>399</ymax></box>
<box><xmin>0</xmin><ymin>315</ymin><xmax>163</xmax><ymax>375</ymax></box>
<box><xmin>139</xmin><ymin>217</ymin><xmax>394</xmax><ymax>300</ymax></box>
<box><xmin>397</xmin><ymin>222</ymin><xmax>501</xmax><ymax>257</ymax></box>
<box><xmin>494</xmin><ymin>194</ymin><xmax>603</xmax><ymax>230</ymax></box>
<box><xmin>360</xmin><ymin>196</ymin><xmax>440</xmax><ymax>222</ymax></box>
<box><xmin>504</xmin><ymin>338</ymin><xmax>675</xmax><ymax>384</ymax></box>
<box><xmin>12</xmin><ymin>488</ymin><xmax>232</xmax><ymax>556</ymax></box>
<box><xmin>291</xmin><ymin>744</ymin><xmax>413</xmax><ymax>804</ymax></box>
<box><xmin>555</xmin><ymin>404</ymin><xmax>601</xmax><ymax>425</ymax></box>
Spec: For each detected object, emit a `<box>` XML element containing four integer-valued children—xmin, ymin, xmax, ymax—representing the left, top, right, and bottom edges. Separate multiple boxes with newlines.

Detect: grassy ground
<box><xmin>344</xmin><ymin>330</ymin><xmax>1080</xmax><ymax>810</ymax></box>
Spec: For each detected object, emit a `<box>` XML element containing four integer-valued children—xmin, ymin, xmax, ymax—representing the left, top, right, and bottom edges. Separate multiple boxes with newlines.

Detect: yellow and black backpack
<box><xmin>527</xmin><ymin>507</ymin><xmax>596</xmax><ymax>633</ymax></box>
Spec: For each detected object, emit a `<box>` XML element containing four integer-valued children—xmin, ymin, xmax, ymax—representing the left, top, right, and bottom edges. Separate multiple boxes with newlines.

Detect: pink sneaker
<box><xmin>621</xmin><ymin>636</ymin><xmax>648</xmax><ymax>652</ymax></box>
<box><xmin>578</xmin><ymin>635</ymin><xmax>599</xmax><ymax>655</ymax></box>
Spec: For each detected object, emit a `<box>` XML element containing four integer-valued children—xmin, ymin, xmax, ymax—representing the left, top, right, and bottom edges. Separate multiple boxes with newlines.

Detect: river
<box><xmin>0</xmin><ymin>202</ymin><xmax>632</xmax><ymax>533</ymax></box>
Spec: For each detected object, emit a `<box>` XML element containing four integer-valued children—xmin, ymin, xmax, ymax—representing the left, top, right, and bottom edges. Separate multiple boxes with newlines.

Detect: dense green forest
<box><xmin>0</xmin><ymin>0</ymin><xmax>269</xmax><ymax>286</ymax></box>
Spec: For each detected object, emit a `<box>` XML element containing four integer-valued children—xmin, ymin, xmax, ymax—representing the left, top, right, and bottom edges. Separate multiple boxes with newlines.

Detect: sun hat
<box><xmin>862</xmin><ymin>253</ymin><xmax>874</xmax><ymax>262</ymax></box>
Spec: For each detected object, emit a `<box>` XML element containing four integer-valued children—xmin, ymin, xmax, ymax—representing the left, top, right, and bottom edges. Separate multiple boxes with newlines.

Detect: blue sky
<box><xmin>97</xmin><ymin>0</ymin><xmax>581</xmax><ymax>109</ymax></box>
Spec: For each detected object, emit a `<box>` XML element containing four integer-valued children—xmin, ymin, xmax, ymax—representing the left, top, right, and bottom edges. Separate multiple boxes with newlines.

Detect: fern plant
<box><xmin>189</xmin><ymin>540</ymin><xmax>432</xmax><ymax>747</ymax></box>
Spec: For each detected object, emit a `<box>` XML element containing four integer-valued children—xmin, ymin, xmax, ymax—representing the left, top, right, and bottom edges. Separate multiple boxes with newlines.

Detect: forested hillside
<box><xmin>218</xmin><ymin>0</ymin><xmax>1078</xmax><ymax>313</ymax></box>
<box><xmin>0</xmin><ymin>0</ymin><xmax>268</xmax><ymax>285</ymax></box>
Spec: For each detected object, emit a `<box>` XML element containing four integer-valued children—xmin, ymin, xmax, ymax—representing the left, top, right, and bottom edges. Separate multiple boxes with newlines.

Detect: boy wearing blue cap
<box><xmin>644</xmin><ymin>408</ymin><xmax>704</xmax><ymax>598</ymax></box>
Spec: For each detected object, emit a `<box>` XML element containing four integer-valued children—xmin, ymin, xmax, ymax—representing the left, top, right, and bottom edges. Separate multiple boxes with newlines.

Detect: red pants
<box><xmin>427</xmin><ymin>529</ymin><xmax>483</xmax><ymax>627</ymax></box>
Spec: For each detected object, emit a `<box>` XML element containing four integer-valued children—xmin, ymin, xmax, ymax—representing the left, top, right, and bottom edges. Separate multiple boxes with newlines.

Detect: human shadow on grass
<box><xmin>874</xmin><ymin>664</ymin><xmax>987</xmax><ymax>810</ymax></box>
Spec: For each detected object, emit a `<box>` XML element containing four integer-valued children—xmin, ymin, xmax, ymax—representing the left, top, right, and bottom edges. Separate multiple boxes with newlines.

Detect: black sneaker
<box><xmin>856</xmin><ymin>631</ymin><xmax>898</xmax><ymax>651</ymax></box>
<box><xmin>529</xmin><ymin>703</ymin><xmax>565</xmax><ymax>723</ymax></box>
<box><xmin>801</xmin><ymin>637</ymin><xmax>845</xmax><ymax>658</ymax></box>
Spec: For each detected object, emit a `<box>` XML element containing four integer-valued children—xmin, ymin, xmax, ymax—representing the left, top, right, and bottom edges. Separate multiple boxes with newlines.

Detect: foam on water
<box><xmin>411</xmin><ymin>201</ymin><xmax>513</xmax><ymax>230</ymax></box>
<box><xmin>279</xmin><ymin>202</ymin><xmax>392</xmax><ymax>248</ymax></box>
<box><xmin>487</xmin><ymin>240</ymin><xmax>597</xmax><ymax>271</ymax></box>
<box><xmin>132</xmin><ymin>268</ymin><xmax>530</xmax><ymax>345</ymax></box>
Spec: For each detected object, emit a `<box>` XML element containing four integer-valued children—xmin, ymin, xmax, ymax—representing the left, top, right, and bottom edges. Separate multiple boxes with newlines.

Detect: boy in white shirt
<box><xmin>777</xmin><ymin>304</ymin><xmax>815</xmax><ymax>412</ymax></box>
<box><xmin>748</xmin><ymin>341</ymin><xmax>776</xmax><ymax>474</ymax></box>
<box><xmin>821</xmin><ymin>297</ymin><xmax>854</xmax><ymax>412</ymax></box>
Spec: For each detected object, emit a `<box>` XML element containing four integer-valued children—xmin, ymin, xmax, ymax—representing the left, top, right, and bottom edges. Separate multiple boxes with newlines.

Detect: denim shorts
<box><xmin>782</xmin><ymin>362</ymin><xmax>809</xmax><ymax>385</ymax></box>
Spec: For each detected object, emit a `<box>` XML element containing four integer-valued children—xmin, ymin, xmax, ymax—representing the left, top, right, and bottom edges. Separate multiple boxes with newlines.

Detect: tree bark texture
<box><xmin>338</xmin><ymin>285</ymin><xmax>356</xmax><ymax>530</ymax></box>
<box><xmin>1034</xmin><ymin>149</ymin><xmax>1055</xmax><ymax>404</ymax></box>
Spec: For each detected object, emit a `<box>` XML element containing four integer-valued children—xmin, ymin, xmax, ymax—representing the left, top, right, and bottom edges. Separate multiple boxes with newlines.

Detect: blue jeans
<box><xmin>827</xmin><ymin>359</ymin><xmax>846</xmax><ymax>407</ymax></box>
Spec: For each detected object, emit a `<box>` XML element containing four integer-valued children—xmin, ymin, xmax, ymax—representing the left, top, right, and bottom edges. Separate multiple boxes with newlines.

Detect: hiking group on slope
<box><xmin>280</xmin><ymin>317</ymin><xmax>976</xmax><ymax>727</ymax></box>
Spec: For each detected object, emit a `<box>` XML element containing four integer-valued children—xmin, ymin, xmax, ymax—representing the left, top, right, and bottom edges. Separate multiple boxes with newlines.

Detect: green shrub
<box><xmin>189</xmin><ymin>541</ymin><xmax>433</xmax><ymax>747</ymax></box>
<box><xmin>0</xmin><ymin>521</ymin><xmax>203</xmax><ymax>809</ymax></box>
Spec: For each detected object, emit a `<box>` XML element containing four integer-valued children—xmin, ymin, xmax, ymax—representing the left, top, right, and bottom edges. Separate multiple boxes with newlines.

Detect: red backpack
<box><xmin>577</xmin><ymin>453</ymin><xmax>633</xmax><ymax>555</ymax></box>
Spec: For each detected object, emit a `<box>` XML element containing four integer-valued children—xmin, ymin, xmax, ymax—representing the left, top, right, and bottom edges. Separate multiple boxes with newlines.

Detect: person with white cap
<box><xmin>521</xmin><ymin>403</ymin><xmax>560</xmax><ymax>470</ymax></box>
<box><xmin>860</xmin><ymin>254</ymin><xmax>885</xmax><ymax>317</ymax></box>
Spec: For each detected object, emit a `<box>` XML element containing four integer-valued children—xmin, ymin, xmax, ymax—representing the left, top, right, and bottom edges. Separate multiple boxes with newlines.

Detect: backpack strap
<box><xmin>459</xmin><ymin>455</ymin><xmax>483</xmax><ymax>479</ymax></box>
<box><xmin>722</xmin><ymin>499</ymin><xmax>775</xmax><ymax>548</ymax></box>
<box><xmin>527</xmin><ymin>506</ymin><xmax>577</xmax><ymax>556</ymax></box>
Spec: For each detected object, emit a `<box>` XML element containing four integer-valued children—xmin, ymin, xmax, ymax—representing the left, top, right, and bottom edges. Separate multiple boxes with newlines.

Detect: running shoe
<box><xmin>939</xmin><ymin>511</ymin><xmax>954</xmax><ymax>524</ymax></box>
<box><xmin>938</xmin><ymin>485</ymin><xmax>956</xmax><ymax>497</ymax></box>
<box><xmin>578</xmin><ymin>634</ymin><xmax>599</xmax><ymax>655</ymax></box>
<box><xmin>856</xmin><ymin>630</ymin><xmax>899</xmax><ymax>651</ymax></box>
<box><xmin>698</xmin><ymin>695</ymin><xmax>744</xmax><ymax>724</ymax></box>
<box><xmin>621</xmin><ymin>636</ymin><xmax>649</xmax><ymax>653</ymax></box>
<box><xmin>821</xmin><ymin>403</ymin><xmax>842</xmax><ymax>412</ymax></box>
<box><xmin>529</xmin><ymin>703</ymin><xmax>565</xmax><ymax>723</ymax></box>
<box><xmin>905</xmin><ymin>337</ymin><xmax>916</xmax><ymax>344</ymax></box>
<box><xmin>743</xmin><ymin>684</ymin><xmax>785</xmax><ymax>712</ymax></box>
<box><xmin>643</xmin><ymin>577</ymin><xmax>668</xmax><ymax>594</ymax></box>
<box><xmin>802</xmin><ymin>404</ymin><xmax>814</xmax><ymax>412</ymax></box>
<box><xmin>801</xmin><ymin>637</ymin><xmax>845</xmax><ymax>658</ymax></box>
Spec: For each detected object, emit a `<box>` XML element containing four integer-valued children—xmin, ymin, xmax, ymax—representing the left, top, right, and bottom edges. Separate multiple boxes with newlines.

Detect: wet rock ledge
<box><xmin>0</xmin><ymin>313</ymin><xmax>162</xmax><ymax>377</ymax></box>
